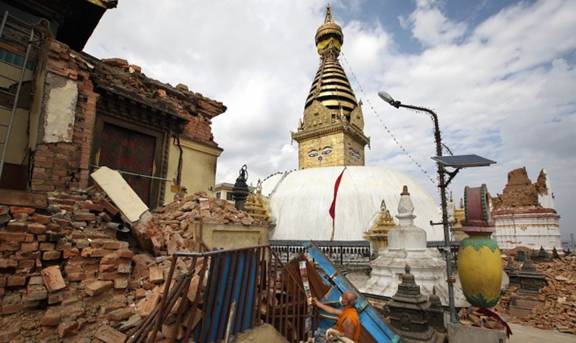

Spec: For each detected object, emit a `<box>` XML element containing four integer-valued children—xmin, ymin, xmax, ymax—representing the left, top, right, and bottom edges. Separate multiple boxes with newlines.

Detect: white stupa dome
<box><xmin>262</xmin><ymin>166</ymin><xmax>443</xmax><ymax>241</ymax></box>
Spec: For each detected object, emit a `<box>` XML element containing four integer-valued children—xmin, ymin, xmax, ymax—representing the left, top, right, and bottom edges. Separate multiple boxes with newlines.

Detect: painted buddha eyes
<box><xmin>308</xmin><ymin>146</ymin><xmax>333</xmax><ymax>159</ymax></box>
<box><xmin>322</xmin><ymin>146</ymin><xmax>333</xmax><ymax>155</ymax></box>
<box><xmin>349</xmin><ymin>147</ymin><xmax>361</xmax><ymax>160</ymax></box>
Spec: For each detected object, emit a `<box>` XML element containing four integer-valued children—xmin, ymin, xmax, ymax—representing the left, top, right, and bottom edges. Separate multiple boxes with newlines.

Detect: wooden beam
<box><xmin>0</xmin><ymin>189</ymin><xmax>48</xmax><ymax>208</ymax></box>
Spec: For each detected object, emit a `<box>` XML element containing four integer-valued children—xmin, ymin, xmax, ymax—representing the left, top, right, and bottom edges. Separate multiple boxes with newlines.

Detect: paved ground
<box><xmin>509</xmin><ymin>323</ymin><xmax>575</xmax><ymax>343</ymax></box>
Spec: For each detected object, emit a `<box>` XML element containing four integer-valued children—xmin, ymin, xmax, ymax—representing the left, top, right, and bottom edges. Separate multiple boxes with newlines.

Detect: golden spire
<box><xmin>306</xmin><ymin>5</ymin><xmax>357</xmax><ymax>115</ymax></box>
<box><xmin>364</xmin><ymin>200</ymin><xmax>396</xmax><ymax>252</ymax></box>
<box><xmin>291</xmin><ymin>6</ymin><xmax>369</xmax><ymax>169</ymax></box>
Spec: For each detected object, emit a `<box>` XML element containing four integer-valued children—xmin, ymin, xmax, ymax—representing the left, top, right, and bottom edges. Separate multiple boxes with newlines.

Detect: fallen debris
<box><xmin>498</xmin><ymin>255</ymin><xmax>576</xmax><ymax>334</ymax></box>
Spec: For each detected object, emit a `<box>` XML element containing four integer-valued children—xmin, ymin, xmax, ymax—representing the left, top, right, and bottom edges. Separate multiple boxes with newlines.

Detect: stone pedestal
<box><xmin>508</xmin><ymin>258</ymin><xmax>546</xmax><ymax>318</ymax></box>
<box><xmin>362</xmin><ymin>186</ymin><xmax>468</xmax><ymax>306</ymax></box>
<box><xmin>387</xmin><ymin>265</ymin><xmax>444</xmax><ymax>343</ymax></box>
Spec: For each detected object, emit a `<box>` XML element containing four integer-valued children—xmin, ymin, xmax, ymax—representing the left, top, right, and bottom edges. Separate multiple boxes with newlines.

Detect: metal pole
<box><xmin>397</xmin><ymin>102</ymin><xmax>458</xmax><ymax>323</ymax></box>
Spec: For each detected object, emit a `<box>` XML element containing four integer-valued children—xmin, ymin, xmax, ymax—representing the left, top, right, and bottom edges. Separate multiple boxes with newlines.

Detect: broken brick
<box><xmin>0</xmin><ymin>231</ymin><xmax>28</xmax><ymax>242</ymax></box>
<box><xmin>27</xmin><ymin>223</ymin><xmax>47</xmax><ymax>234</ymax></box>
<box><xmin>6</xmin><ymin>221</ymin><xmax>27</xmax><ymax>233</ymax></box>
<box><xmin>6</xmin><ymin>275</ymin><xmax>26</xmax><ymax>287</ymax></box>
<box><xmin>95</xmin><ymin>325</ymin><xmax>127</xmax><ymax>343</ymax></box>
<box><xmin>39</xmin><ymin>242</ymin><xmax>55</xmax><ymax>251</ymax></box>
<box><xmin>148</xmin><ymin>265</ymin><xmax>164</xmax><ymax>284</ymax></box>
<box><xmin>107</xmin><ymin>307</ymin><xmax>133</xmax><ymax>321</ymax></box>
<box><xmin>41</xmin><ymin>265</ymin><xmax>66</xmax><ymax>292</ymax></box>
<box><xmin>85</xmin><ymin>280</ymin><xmax>113</xmax><ymax>296</ymax></box>
<box><xmin>20</xmin><ymin>241</ymin><xmax>39</xmax><ymax>252</ymax></box>
<box><xmin>41</xmin><ymin>307</ymin><xmax>62</xmax><ymax>326</ymax></box>
<box><xmin>43</xmin><ymin>250</ymin><xmax>62</xmax><ymax>260</ymax></box>
<box><xmin>58</xmin><ymin>320</ymin><xmax>79</xmax><ymax>338</ymax></box>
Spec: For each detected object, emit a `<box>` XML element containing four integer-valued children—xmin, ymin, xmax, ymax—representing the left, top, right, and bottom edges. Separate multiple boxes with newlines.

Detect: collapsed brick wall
<box><xmin>30</xmin><ymin>41</ymin><xmax>98</xmax><ymax>192</ymax></box>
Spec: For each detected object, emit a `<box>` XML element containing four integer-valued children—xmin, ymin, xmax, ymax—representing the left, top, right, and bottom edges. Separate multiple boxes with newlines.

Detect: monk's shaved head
<box><xmin>342</xmin><ymin>291</ymin><xmax>358</xmax><ymax>306</ymax></box>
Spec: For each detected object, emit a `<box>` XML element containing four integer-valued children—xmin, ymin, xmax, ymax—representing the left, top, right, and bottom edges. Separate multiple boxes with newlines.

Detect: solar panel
<box><xmin>431</xmin><ymin>154</ymin><xmax>496</xmax><ymax>168</ymax></box>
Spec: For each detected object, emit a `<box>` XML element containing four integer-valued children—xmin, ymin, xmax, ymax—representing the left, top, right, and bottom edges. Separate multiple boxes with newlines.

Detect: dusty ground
<box><xmin>509</xmin><ymin>323</ymin><xmax>575</xmax><ymax>343</ymax></box>
<box><xmin>234</xmin><ymin>324</ymin><xmax>289</xmax><ymax>343</ymax></box>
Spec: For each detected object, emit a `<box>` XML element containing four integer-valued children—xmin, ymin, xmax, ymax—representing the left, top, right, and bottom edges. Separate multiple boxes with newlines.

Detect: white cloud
<box><xmin>408</xmin><ymin>0</ymin><xmax>467</xmax><ymax>47</ymax></box>
<box><xmin>85</xmin><ymin>0</ymin><xmax>576</xmax><ymax>239</ymax></box>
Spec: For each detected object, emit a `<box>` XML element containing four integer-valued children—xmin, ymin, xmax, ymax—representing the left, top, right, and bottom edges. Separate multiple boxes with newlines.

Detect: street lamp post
<box><xmin>378</xmin><ymin>91</ymin><xmax>458</xmax><ymax>323</ymax></box>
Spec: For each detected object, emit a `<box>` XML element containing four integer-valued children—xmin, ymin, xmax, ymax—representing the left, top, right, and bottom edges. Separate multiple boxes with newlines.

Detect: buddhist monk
<box><xmin>313</xmin><ymin>291</ymin><xmax>361</xmax><ymax>342</ymax></box>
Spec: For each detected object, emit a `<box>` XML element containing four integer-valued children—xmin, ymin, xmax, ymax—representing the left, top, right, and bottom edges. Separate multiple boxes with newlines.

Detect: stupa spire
<box><xmin>292</xmin><ymin>6</ymin><xmax>369</xmax><ymax>169</ymax></box>
<box><xmin>324</xmin><ymin>4</ymin><xmax>333</xmax><ymax>23</ymax></box>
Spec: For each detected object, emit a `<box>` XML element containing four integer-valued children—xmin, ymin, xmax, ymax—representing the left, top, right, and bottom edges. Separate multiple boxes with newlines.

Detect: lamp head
<box><xmin>378</xmin><ymin>91</ymin><xmax>400</xmax><ymax>108</ymax></box>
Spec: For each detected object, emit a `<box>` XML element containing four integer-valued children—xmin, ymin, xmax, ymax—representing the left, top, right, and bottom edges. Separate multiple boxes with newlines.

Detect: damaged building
<box><xmin>0</xmin><ymin>0</ymin><xmax>226</xmax><ymax>208</ymax></box>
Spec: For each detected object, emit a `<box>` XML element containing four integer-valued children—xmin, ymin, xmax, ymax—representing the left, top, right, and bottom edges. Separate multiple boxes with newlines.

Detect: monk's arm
<box><xmin>313</xmin><ymin>298</ymin><xmax>342</xmax><ymax>316</ymax></box>
<box><xmin>342</xmin><ymin>318</ymin><xmax>356</xmax><ymax>340</ymax></box>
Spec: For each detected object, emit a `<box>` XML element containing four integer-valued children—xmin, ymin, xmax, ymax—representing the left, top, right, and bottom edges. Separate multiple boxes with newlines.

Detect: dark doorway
<box><xmin>99</xmin><ymin>122</ymin><xmax>156</xmax><ymax>206</ymax></box>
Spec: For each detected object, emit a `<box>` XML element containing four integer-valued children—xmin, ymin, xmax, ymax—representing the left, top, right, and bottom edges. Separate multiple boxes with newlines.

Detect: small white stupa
<box><xmin>362</xmin><ymin>185</ymin><xmax>468</xmax><ymax>306</ymax></box>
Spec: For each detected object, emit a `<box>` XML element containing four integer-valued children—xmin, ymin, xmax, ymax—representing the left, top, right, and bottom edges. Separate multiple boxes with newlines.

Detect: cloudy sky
<box><xmin>86</xmin><ymin>0</ymin><xmax>576</xmax><ymax>240</ymax></box>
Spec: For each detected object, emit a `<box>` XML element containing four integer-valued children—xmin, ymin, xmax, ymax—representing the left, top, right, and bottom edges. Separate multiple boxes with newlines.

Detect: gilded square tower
<box><xmin>291</xmin><ymin>6</ymin><xmax>370</xmax><ymax>169</ymax></box>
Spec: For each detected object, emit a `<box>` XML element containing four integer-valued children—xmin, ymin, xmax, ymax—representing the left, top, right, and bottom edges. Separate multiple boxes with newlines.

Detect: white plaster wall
<box><xmin>494</xmin><ymin>213</ymin><xmax>562</xmax><ymax>250</ymax></box>
<box><xmin>43</xmin><ymin>73</ymin><xmax>78</xmax><ymax>143</ymax></box>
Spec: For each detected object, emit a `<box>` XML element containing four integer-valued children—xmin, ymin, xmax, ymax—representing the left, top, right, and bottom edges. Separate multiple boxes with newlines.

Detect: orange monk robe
<box><xmin>335</xmin><ymin>307</ymin><xmax>361</xmax><ymax>342</ymax></box>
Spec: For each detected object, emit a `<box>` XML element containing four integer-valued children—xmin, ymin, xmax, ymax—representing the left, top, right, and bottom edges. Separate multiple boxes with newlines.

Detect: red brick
<box><xmin>9</xmin><ymin>207</ymin><xmax>35</xmax><ymax>215</ymax></box>
<box><xmin>41</xmin><ymin>265</ymin><xmax>66</xmax><ymax>292</ymax></box>
<box><xmin>37</xmin><ymin>234</ymin><xmax>47</xmax><ymax>242</ymax></box>
<box><xmin>25</xmin><ymin>284</ymin><xmax>48</xmax><ymax>301</ymax></box>
<box><xmin>39</xmin><ymin>242</ymin><xmax>55</xmax><ymax>251</ymax></box>
<box><xmin>95</xmin><ymin>325</ymin><xmax>127</xmax><ymax>343</ymax></box>
<box><xmin>113</xmin><ymin>278</ymin><xmax>128</xmax><ymax>290</ymax></box>
<box><xmin>57</xmin><ymin>320</ymin><xmax>78</xmax><ymax>338</ymax></box>
<box><xmin>6</xmin><ymin>275</ymin><xmax>26</xmax><ymax>287</ymax></box>
<box><xmin>67</xmin><ymin>272</ymin><xmax>87</xmax><ymax>282</ymax></box>
<box><xmin>6</xmin><ymin>221</ymin><xmax>27</xmax><ymax>233</ymax></box>
<box><xmin>31</xmin><ymin>214</ymin><xmax>51</xmax><ymax>225</ymax></box>
<box><xmin>18</xmin><ymin>259</ymin><xmax>35</xmax><ymax>269</ymax></box>
<box><xmin>106</xmin><ymin>307</ymin><xmax>132</xmax><ymax>321</ymax></box>
<box><xmin>82</xmin><ymin>202</ymin><xmax>104</xmax><ymax>212</ymax></box>
<box><xmin>116</xmin><ymin>248</ymin><xmax>134</xmax><ymax>259</ymax></box>
<box><xmin>1</xmin><ymin>302</ymin><xmax>23</xmax><ymax>314</ymax></box>
<box><xmin>0</xmin><ymin>241</ymin><xmax>20</xmax><ymax>251</ymax></box>
<box><xmin>0</xmin><ymin>276</ymin><xmax>5</xmax><ymax>288</ymax></box>
<box><xmin>0</xmin><ymin>231</ymin><xmax>27</xmax><ymax>242</ymax></box>
<box><xmin>101</xmin><ymin>253</ymin><xmax>119</xmax><ymax>265</ymax></box>
<box><xmin>85</xmin><ymin>280</ymin><xmax>113</xmax><ymax>296</ymax></box>
<box><xmin>48</xmin><ymin>291</ymin><xmax>64</xmax><ymax>305</ymax></box>
<box><xmin>41</xmin><ymin>307</ymin><xmax>61</xmax><ymax>326</ymax></box>
<box><xmin>43</xmin><ymin>250</ymin><xmax>61</xmax><ymax>260</ymax></box>
<box><xmin>149</xmin><ymin>266</ymin><xmax>164</xmax><ymax>284</ymax></box>
<box><xmin>73</xmin><ymin>211</ymin><xmax>96</xmax><ymax>222</ymax></box>
<box><xmin>63</xmin><ymin>247</ymin><xmax>79</xmax><ymax>258</ymax></box>
<box><xmin>92</xmin><ymin>248</ymin><xmax>114</xmax><ymax>257</ymax></box>
<box><xmin>27</xmin><ymin>223</ymin><xmax>47</xmax><ymax>234</ymax></box>
<box><xmin>99</xmin><ymin>264</ymin><xmax>116</xmax><ymax>273</ymax></box>
<box><xmin>0</xmin><ymin>258</ymin><xmax>17</xmax><ymax>268</ymax></box>
<box><xmin>117</xmin><ymin>260</ymin><xmax>131</xmax><ymax>274</ymax></box>
<box><xmin>21</xmin><ymin>241</ymin><xmax>39</xmax><ymax>252</ymax></box>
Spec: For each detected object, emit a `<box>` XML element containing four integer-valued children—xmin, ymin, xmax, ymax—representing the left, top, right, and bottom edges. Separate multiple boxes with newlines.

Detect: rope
<box><xmin>340</xmin><ymin>52</ymin><xmax>438</xmax><ymax>188</ymax></box>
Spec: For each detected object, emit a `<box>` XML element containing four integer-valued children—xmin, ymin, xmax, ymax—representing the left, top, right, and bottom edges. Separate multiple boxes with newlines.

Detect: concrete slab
<box><xmin>91</xmin><ymin>166</ymin><xmax>148</xmax><ymax>223</ymax></box>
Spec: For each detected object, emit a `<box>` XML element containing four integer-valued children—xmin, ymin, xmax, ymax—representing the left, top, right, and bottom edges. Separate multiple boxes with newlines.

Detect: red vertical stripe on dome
<box><xmin>329</xmin><ymin>167</ymin><xmax>346</xmax><ymax>240</ymax></box>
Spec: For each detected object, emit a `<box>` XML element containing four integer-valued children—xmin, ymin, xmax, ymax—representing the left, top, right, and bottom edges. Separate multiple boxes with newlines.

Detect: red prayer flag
<box><xmin>329</xmin><ymin>167</ymin><xmax>346</xmax><ymax>236</ymax></box>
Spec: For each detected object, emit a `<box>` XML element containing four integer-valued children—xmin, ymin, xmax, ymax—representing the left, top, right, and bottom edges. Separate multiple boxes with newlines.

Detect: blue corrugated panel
<box><xmin>304</xmin><ymin>243</ymin><xmax>400</xmax><ymax>343</ymax></box>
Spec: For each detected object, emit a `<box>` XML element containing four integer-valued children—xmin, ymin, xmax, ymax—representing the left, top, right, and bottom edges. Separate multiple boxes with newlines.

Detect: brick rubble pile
<box><xmin>498</xmin><ymin>256</ymin><xmax>576</xmax><ymax>334</ymax></box>
<box><xmin>134</xmin><ymin>192</ymin><xmax>268</xmax><ymax>255</ymax></box>
<box><xmin>0</xmin><ymin>189</ymin><xmax>240</xmax><ymax>342</ymax></box>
